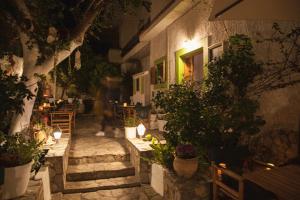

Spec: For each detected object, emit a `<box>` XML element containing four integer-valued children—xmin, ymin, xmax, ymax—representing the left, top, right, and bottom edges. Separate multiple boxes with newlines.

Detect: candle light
<box><xmin>123</xmin><ymin>102</ymin><xmax>127</xmax><ymax>107</ymax></box>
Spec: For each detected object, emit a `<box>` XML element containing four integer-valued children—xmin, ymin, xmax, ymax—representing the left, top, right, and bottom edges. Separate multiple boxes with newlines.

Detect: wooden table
<box><xmin>243</xmin><ymin>165</ymin><xmax>300</xmax><ymax>200</ymax></box>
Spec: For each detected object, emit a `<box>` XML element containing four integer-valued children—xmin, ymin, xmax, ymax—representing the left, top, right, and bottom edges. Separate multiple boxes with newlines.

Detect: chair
<box><xmin>212</xmin><ymin>163</ymin><xmax>244</xmax><ymax>200</ymax></box>
<box><xmin>50</xmin><ymin>111</ymin><xmax>73</xmax><ymax>135</ymax></box>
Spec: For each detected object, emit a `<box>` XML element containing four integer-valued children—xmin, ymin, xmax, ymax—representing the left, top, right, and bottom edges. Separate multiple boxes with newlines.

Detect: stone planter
<box><xmin>2</xmin><ymin>160</ymin><xmax>33</xmax><ymax>199</ymax></box>
<box><xmin>125</xmin><ymin>127</ymin><xmax>137</xmax><ymax>139</ymax></box>
<box><xmin>157</xmin><ymin>120</ymin><xmax>167</xmax><ymax>132</ymax></box>
<box><xmin>151</xmin><ymin>163</ymin><xmax>164</xmax><ymax>196</ymax></box>
<box><xmin>173</xmin><ymin>157</ymin><xmax>198</xmax><ymax>178</ymax></box>
<box><xmin>67</xmin><ymin>98</ymin><xmax>74</xmax><ymax>104</ymax></box>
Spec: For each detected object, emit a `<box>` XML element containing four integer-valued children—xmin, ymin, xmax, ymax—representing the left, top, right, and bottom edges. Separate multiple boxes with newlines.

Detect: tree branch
<box><xmin>35</xmin><ymin>0</ymin><xmax>105</xmax><ymax>75</ymax></box>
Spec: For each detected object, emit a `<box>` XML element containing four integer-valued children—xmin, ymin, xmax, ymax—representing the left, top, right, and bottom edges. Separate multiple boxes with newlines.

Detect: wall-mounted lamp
<box><xmin>183</xmin><ymin>39</ymin><xmax>199</xmax><ymax>52</ymax></box>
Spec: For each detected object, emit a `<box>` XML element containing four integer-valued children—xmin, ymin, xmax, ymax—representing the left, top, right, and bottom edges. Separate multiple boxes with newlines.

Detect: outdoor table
<box><xmin>243</xmin><ymin>165</ymin><xmax>300</xmax><ymax>200</ymax></box>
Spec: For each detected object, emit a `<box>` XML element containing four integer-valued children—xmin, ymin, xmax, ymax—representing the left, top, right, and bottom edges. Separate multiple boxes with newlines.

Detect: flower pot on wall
<box><xmin>157</xmin><ymin>120</ymin><xmax>167</xmax><ymax>132</ymax></box>
<box><xmin>173</xmin><ymin>157</ymin><xmax>198</xmax><ymax>178</ymax></box>
<box><xmin>2</xmin><ymin>161</ymin><xmax>33</xmax><ymax>199</ymax></box>
<box><xmin>151</xmin><ymin>163</ymin><xmax>164</xmax><ymax>196</ymax></box>
<box><xmin>125</xmin><ymin>127</ymin><xmax>137</xmax><ymax>139</ymax></box>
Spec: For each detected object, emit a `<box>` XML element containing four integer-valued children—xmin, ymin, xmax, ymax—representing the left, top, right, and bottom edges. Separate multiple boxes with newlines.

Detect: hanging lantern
<box><xmin>74</xmin><ymin>50</ymin><xmax>81</xmax><ymax>70</ymax></box>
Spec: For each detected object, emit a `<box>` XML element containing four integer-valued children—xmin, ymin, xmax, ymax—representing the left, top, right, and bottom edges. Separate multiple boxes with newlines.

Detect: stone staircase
<box><xmin>64</xmin><ymin>159</ymin><xmax>139</xmax><ymax>194</ymax></box>
<box><xmin>62</xmin><ymin>116</ymin><xmax>141</xmax><ymax>197</ymax></box>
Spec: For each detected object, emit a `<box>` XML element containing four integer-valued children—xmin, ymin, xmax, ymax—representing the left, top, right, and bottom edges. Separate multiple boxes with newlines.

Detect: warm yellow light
<box><xmin>265</xmin><ymin>167</ymin><xmax>271</xmax><ymax>171</ymax></box>
<box><xmin>219</xmin><ymin>163</ymin><xmax>227</xmax><ymax>169</ymax></box>
<box><xmin>137</xmin><ymin>123</ymin><xmax>146</xmax><ymax>137</ymax></box>
<box><xmin>267</xmin><ymin>163</ymin><xmax>275</xmax><ymax>167</ymax></box>
<box><xmin>183</xmin><ymin>39</ymin><xmax>199</xmax><ymax>52</ymax></box>
<box><xmin>123</xmin><ymin>102</ymin><xmax>127</xmax><ymax>107</ymax></box>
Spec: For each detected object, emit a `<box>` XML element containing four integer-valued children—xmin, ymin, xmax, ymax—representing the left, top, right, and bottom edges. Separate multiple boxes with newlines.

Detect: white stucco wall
<box><xmin>148</xmin><ymin>0</ymin><xmax>300</xmax><ymax>132</ymax></box>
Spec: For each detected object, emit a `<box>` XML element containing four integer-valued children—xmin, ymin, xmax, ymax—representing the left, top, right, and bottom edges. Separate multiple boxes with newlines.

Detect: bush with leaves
<box><xmin>0</xmin><ymin>131</ymin><xmax>42</xmax><ymax>167</ymax></box>
<box><xmin>154</xmin><ymin>35</ymin><xmax>265</xmax><ymax>168</ymax></box>
<box><xmin>153</xmin><ymin>81</ymin><xmax>207</xmax><ymax>157</ymax></box>
<box><xmin>0</xmin><ymin>69</ymin><xmax>34</xmax><ymax>133</ymax></box>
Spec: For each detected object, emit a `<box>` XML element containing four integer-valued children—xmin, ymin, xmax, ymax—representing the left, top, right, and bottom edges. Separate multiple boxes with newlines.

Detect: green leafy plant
<box><xmin>0</xmin><ymin>69</ymin><xmax>34</xmax><ymax>133</ymax></box>
<box><xmin>124</xmin><ymin>117</ymin><xmax>138</xmax><ymax>127</ymax></box>
<box><xmin>154</xmin><ymin>35</ymin><xmax>265</xmax><ymax>169</ymax></box>
<box><xmin>148</xmin><ymin>137</ymin><xmax>174</xmax><ymax>169</ymax></box>
<box><xmin>0</xmin><ymin>131</ymin><xmax>43</xmax><ymax>167</ymax></box>
<box><xmin>153</xmin><ymin>81</ymin><xmax>206</xmax><ymax>152</ymax></box>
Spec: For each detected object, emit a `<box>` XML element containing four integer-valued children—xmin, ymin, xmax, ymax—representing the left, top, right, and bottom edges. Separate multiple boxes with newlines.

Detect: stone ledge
<box><xmin>164</xmin><ymin>169</ymin><xmax>211</xmax><ymax>200</ymax></box>
<box><xmin>44</xmin><ymin>133</ymin><xmax>71</xmax><ymax>193</ymax></box>
<box><xmin>126</xmin><ymin>138</ymin><xmax>154</xmax><ymax>184</ymax></box>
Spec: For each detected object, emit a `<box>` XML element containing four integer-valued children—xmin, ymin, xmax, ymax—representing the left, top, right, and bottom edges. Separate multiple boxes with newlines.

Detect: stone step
<box><xmin>68</xmin><ymin>153</ymin><xmax>130</xmax><ymax>165</ymax></box>
<box><xmin>62</xmin><ymin>187</ymin><xmax>141</xmax><ymax>200</ymax></box>
<box><xmin>63</xmin><ymin>176</ymin><xmax>140</xmax><ymax>194</ymax></box>
<box><xmin>66</xmin><ymin>161</ymin><xmax>135</xmax><ymax>181</ymax></box>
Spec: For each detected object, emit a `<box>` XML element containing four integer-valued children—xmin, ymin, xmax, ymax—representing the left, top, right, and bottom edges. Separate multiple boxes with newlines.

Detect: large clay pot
<box><xmin>124</xmin><ymin>127</ymin><xmax>137</xmax><ymax>139</ymax></box>
<box><xmin>2</xmin><ymin>161</ymin><xmax>33</xmax><ymax>199</ymax></box>
<box><xmin>173</xmin><ymin>157</ymin><xmax>198</xmax><ymax>178</ymax></box>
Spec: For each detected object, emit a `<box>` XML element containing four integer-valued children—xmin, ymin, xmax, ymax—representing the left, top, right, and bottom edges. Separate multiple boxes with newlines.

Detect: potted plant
<box><xmin>124</xmin><ymin>117</ymin><xmax>138</xmax><ymax>139</ymax></box>
<box><xmin>0</xmin><ymin>132</ymin><xmax>42</xmax><ymax>199</ymax></box>
<box><xmin>66</xmin><ymin>84</ymin><xmax>78</xmax><ymax>104</ymax></box>
<box><xmin>147</xmin><ymin>137</ymin><xmax>174</xmax><ymax>196</ymax></box>
<box><xmin>173</xmin><ymin>144</ymin><xmax>198</xmax><ymax>178</ymax></box>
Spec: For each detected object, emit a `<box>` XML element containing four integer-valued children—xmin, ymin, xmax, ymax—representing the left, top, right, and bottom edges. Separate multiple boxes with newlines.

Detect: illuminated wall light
<box><xmin>183</xmin><ymin>39</ymin><xmax>199</xmax><ymax>52</ymax></box>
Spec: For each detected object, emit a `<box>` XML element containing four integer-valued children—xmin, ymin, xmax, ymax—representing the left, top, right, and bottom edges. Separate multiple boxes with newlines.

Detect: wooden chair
<box><xmin>50</xmin><ymin>111</ymin><xmax>73</xmax><ymax>135</ymax></box>
<box><xmin>212</xmin><ymin>163</ymin><xmax>244</xmax><ymax>200</ymax></box>
<box><xmin>63</xmin><ymin>104</ymin><xmax>76</xmax><ymax>128</ymax></box>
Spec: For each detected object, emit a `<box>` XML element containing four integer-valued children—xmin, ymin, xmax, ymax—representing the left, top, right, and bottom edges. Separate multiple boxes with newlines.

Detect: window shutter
<box><xmin>150</xmin><ymin>67</ymin><xmax>156</xmax><ymax>84</ymax></box>
<box><xmin>141</xmin><ymin>76</ymin><xmax>144</xmax><ymax>94</ymax></box>
<box><xmin>133</xmin><ymin>78</ymin><xmax>136</xmax><ymax>95</ymax></box>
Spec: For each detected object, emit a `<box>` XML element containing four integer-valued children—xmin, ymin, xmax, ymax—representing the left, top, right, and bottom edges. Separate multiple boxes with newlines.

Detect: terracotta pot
<box><xmin>173</xmin><ymin>157</ymin><xmax>198</xmax><ymax>178</ymax></box>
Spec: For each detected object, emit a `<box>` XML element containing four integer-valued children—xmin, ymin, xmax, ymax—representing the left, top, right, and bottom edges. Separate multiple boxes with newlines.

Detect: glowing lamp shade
<box><xmin>53</xmin><ymin>126</ymin><xmax>62</xmax><ymax>142</ymax></box>
<box><xmin>137</xmin><ymin>123</ymin><xmax>146</xmax><ymax>137</ymax></box>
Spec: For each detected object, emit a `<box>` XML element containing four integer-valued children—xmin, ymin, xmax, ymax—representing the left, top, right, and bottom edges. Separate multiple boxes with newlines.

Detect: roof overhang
<box><xmin>139</xmin><ymin>0</ymin><xmax>202</xmax><ymax>42</ymax></box>
<box><xmin>209</xmin><ymin>0</ymin><xmax>300</xmax><ymax>21</ymax></box>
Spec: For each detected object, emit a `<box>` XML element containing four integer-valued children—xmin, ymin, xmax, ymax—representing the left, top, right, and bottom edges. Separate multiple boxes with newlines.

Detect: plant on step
<box><xmin>202</xmin><ymin>34</ymin><xmax>265</xmax><ymax>169</ymax></box>
<box><xmin>175</xmin><ymin>144</ymin><xmax>197</xmax><ymax>159</ymax></box>
<box><xmin>124</xmin><ymin>116</ymin><xmax>138</xmax><ymax>127</ymax></box>
<box><xmin>144</xmin><ymin>137</ymin><xmax>174</xmax><ymax>169</ymax></box>
<box><xmin>0</xmin><ymin>131</ymin><xmax>43</xmax><ymax>167</ymax></box>
<box><xmin>153</xmin><ymin>81</ymin><xmax>207</xmax><ymax>158</ymax></box>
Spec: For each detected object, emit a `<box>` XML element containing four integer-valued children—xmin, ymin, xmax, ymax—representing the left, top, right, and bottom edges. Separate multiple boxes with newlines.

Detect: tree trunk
<box><xmin>9</xmin><ymin>80</ymin><xmax>38</xmax><ymax>134</ymax></box>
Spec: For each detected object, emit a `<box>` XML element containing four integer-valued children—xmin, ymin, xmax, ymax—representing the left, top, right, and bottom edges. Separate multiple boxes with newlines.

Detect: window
<box><xmin>154</xmin><ymin>57</ymin><xmax>166</xmax><ymax>84</ymax></box>
<box><xmin>209</xmin><ymin>43</ymin><xmax>223</xmax><ymax>62</ymax></box>
<box><xmin>136</xmin><ymin>78</ymin><xmax>140</xmax><ymax>92</ymax></box>
<box><xmin>152</xmin><ymin>57</ymin><xmax>168</xmax><ymax>89</ymax></box>
<box><xmin>181</xmin><ymin>50</ymin><xmax>204</xmax><ymax>81</ymax></box>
